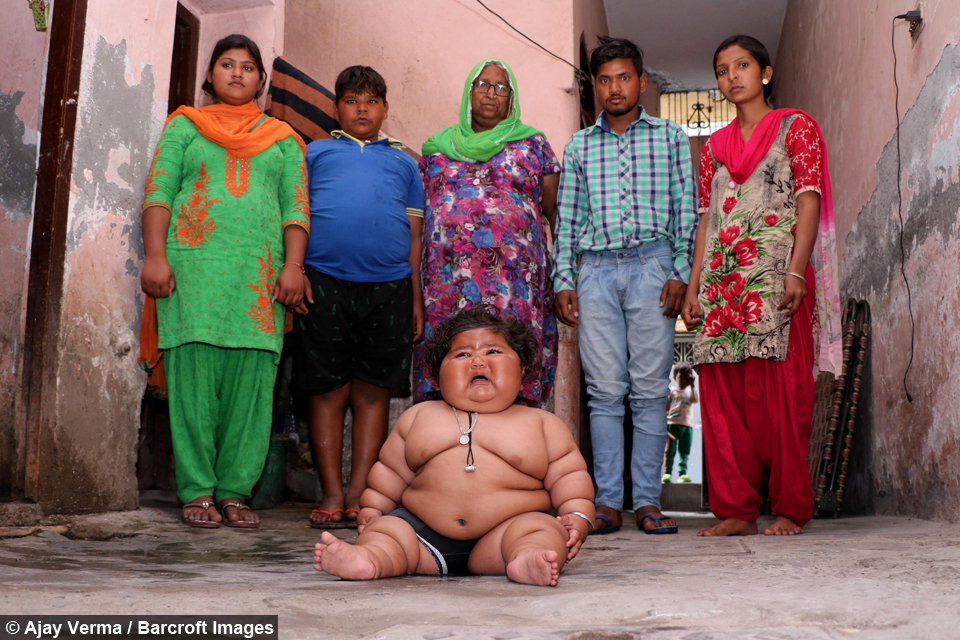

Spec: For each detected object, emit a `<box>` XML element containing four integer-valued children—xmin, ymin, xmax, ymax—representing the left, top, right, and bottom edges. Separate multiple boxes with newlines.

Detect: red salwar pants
<box><xmin>698</xmin><ymin>262</ymin><xmax>816</xmax><ymax>526</ymax></box>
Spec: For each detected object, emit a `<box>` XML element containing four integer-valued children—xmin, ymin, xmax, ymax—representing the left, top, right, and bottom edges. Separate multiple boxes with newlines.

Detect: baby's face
<box><xmin>438</xmin><ymin>328</ymin><xmax>524</xmax><ymax>413</ymax></box>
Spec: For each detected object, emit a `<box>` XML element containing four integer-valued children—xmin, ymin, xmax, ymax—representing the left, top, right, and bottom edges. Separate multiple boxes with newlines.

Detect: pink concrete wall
<box><xmin>285</xmin><ymin>0</ymin><xmax>582</xmax><ymax>156</ymax></box>
<box><xmin>776</xmin><ymin>0</ymin><xmax>960</xmax><ymax>259</ymax></box>
<box><xmin>34</xmin><ymin>0</ymin><xmax>179</xmax><ymax>512</ymax></box>
<box><xmin>0</xmin><ymin>3</ymin><xmax>50</xmax><ymax>498</ymax></box>
<box><xmin>776</xmin><ymin>1</ymin><xmax>960</xmax><ymax>520</ymax></box>
<box><xmin>574</xmin><ymin>0</ymin><xmax>610</xmax><ymax>72</ymax></box>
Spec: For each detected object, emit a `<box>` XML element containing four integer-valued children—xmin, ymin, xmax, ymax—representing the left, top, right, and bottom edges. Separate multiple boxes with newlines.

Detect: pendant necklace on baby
<box><xmin>452</xmin><ymin>407</ymin><xmax>477</xmax><ymax>473</ymax></box>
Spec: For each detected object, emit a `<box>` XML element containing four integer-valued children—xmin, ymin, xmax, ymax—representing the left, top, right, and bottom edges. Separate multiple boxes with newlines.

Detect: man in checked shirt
<box><xmin>553</xmin><ymin>37</ymin><xmax>697</xmax><ymax>535</ymax></box>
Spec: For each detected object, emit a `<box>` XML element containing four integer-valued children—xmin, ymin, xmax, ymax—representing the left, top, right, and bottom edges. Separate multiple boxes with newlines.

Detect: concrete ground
<box><xmin>1</xmin><ymin>494</ymin><xmax>959</xmax><ymax>640</ymax></box>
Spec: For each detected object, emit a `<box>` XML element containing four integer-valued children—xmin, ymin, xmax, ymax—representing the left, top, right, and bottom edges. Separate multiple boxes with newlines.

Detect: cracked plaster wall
<box><xmin>0</xmin><ymin>4</ymin><xmax>49</xmax><ymax>499</ymax></box>
<box><xmin>35</xmin><ymin>0</ymin><xmax>177</xmax><ymax>513</ymax></box>
<box><xmin>776</xmin><ymin>0</ymin><xmax>960</xmax><ymax>520</ymax></box>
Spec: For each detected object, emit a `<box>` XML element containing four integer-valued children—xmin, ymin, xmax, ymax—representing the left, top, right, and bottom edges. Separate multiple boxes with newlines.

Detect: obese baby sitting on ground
<box><xmin>313</xmin><ymin>307</ymin><xmax>595</xmax><ymax>586</ymax></box>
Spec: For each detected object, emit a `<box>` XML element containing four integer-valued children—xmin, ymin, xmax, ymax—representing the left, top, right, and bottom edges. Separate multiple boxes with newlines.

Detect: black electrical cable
<box><xmin>891</xmin><ymin>15</ymin><xmax>916</xmax><ymax>403</ymax></box>
<box><xmin>474</xmin><ymin>0</ymin><xmax>590</xmax><ymax>83</ymax></box>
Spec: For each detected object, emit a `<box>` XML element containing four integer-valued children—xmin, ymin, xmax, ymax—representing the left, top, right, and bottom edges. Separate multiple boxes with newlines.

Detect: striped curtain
<box><xmin>265</xmin><ymin>57</ymin><xmax>339</xmax><ymax>144</ymax></box>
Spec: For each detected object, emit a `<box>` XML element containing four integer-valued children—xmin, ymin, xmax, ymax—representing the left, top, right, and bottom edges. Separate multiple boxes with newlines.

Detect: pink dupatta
<box><xmin>711</xmin><ymin>109</ymin><xmax>842</xmax><ymax>375</ymax></box>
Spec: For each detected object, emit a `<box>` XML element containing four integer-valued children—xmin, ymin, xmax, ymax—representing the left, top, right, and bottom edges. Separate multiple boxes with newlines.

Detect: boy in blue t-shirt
<box><xmin>293</xmin><ymin>65</ymin><xmax>425</xmax><ymax>529</ymax></box>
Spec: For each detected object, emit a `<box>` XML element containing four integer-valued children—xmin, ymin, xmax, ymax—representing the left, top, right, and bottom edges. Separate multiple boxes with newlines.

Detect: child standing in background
<box><xmin>663</xmin><ymin>363</ymin><xmax>698</xmax><ymax>483</ymax></box>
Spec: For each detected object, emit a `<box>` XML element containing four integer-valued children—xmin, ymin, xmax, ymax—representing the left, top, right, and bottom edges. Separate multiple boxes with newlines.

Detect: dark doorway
<box><xmin>167</xmin><ymin>3</ymin><xmax>200</xmax><ymax>114</ymax></box>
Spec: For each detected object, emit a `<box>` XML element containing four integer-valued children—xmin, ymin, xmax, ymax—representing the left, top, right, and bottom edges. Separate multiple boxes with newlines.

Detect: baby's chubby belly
<box><xmin>400</xmin><ymin>450</ymin><xmax>552</xmax><ymax>540</ymax></box>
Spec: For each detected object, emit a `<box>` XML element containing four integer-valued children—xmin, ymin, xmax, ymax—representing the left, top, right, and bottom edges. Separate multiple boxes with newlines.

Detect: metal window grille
<box><xmin>659</xmin><ymin>89</ymin><xmax>736</xmax><ymax>138</ymax></box>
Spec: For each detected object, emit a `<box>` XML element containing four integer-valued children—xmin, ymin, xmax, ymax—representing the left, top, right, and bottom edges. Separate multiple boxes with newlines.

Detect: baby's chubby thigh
<box><xmin>467</xmin><ymin>511</ymin><xmax>569</xmax><ymax>576</ymax></box>
<box><xmin>359</xmin><ymin>515</ymin><xmax>441</xmax><ymax>576</ymax></box>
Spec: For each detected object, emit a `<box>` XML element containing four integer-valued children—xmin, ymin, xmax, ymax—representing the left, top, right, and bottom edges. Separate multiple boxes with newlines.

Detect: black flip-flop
<box><xmin>590</xmin><ymin>514</ymin><xmax>621</xmax><ymax>535</ymax></box>
<box><xmin>638</xmin><ymin>513</ymin><xmax>678</xmax><ymax>534</ymax></box>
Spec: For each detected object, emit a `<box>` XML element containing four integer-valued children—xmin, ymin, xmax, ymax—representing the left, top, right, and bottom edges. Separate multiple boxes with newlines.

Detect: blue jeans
<box><xmin>577</xmin><ymin>242</ymin><xmax>676</xmax><ymax>511</ymax></box>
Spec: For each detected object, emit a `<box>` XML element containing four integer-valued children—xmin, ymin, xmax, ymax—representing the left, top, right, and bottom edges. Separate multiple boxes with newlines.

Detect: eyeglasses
<box><xmin>472</xmin><ymin>79</ymin><xmax>511</xmax><ymax>97</ymax></box>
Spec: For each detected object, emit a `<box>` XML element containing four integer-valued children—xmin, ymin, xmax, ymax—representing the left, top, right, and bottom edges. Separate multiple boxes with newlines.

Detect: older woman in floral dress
<box><xmin>413</xmin><ymin>58</ymin><xmax>560</xmax><ymax>407</ymax></box>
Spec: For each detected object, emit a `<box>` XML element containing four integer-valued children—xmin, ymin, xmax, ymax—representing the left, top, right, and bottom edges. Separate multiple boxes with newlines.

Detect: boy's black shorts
<box><xmin>292</xmin><ymin>267</ymin><xmax>412</xmax><ymax>395</ymax></box>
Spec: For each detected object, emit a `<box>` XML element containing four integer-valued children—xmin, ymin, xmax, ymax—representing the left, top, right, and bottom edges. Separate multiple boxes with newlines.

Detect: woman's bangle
<box><xmin>566</xmin><ymin>511</ymin><xmax>595</xmax><ymax>532</ymax></box>
<box><xmin>786</xmin><ymin>271</ymin><xmax>806</xmax><ymax>283</ymax></box>
<box><xmin>282</xmin><ymin>262</ymin><xmax>305</xmax><ymax>274</ymax></box>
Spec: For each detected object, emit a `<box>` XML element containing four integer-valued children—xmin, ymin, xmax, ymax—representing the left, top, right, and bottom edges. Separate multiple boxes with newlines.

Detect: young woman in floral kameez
<box><xmin>682</xmin><ymin>35</ymin><xmax>842</xmax><ymax>537</ymax></box>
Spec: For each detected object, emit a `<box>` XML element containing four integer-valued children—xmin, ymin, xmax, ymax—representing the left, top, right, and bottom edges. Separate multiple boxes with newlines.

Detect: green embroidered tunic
<box><xmin>143</xmin><ymin>115</ymin><xmax>310</xmax><ymax>359</ymax></box>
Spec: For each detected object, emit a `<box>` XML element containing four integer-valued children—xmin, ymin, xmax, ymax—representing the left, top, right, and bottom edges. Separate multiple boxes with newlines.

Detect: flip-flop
<box><xmin>638</xmin><ymin>513</ymin><xmax>678</xmax><ymax>534</ymax></box>
<box><xmin>590</xmin><ymin>514</ymin><xmax>621</xmax><ymax>535</ymax></box>
<box><xmin>343</xmin><ymin>508</ymin><xmax>360</xmax><ymax>530</ymax></box>
<box><xmin>310</xmin><ymin>508</ymin><xmax>348</xmax><ymax>530</ymax></box>
<box><xmin>218</xmin><ymin>499</ymin><xmax>258</xmax><ymax>529</ymax></box>
<box><xmin>181</xmin><ymin>499</ymin><xmax>220</xmax><ymax>529</ymax></box>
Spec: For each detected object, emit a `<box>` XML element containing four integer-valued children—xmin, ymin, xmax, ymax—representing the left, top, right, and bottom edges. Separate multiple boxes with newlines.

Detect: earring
<box><xmin>762</xmin><ymin>79</ymin><xmax>769</xmax><ymax>85</ymax></box>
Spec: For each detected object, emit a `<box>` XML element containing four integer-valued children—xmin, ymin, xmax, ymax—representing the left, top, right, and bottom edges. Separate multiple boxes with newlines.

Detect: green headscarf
<box><xmin>422</xmin><ymin>58</ymin><xmax>544</xmax><ymax>163</ymax></box>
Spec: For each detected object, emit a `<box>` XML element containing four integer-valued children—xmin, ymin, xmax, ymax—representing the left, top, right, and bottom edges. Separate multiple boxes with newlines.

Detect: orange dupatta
<box><xmin>139</xmin><ymin>103</ymin><xmax>305</xmax><ymax>398</ymax></box>
<box><xmin>166</xmin><ymin>102</ymin><xmax>306</xmax><ymax>157</ymax></box>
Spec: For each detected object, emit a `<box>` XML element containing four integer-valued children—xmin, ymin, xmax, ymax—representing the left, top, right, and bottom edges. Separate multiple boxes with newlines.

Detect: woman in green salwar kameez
<box><xmin>141</xmin><ymin>35</ymin><xmax>310</xmax><ymax>528</ymax></box>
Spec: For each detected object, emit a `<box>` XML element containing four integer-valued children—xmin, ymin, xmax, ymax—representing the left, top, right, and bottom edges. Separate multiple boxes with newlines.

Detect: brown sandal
<box><xmin>182</xmin><ymin>499</ymin><xmax>220</xmax><ymax>528</ymax></box>
<box><xmin>218</xmin><ymin>499</ymin><xmax>258</xmax><ymax>529</ymax></box>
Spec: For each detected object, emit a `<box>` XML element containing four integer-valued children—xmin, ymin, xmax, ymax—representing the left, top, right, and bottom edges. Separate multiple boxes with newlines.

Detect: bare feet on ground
<box><xmin>313</xmin><ymin>532</ymin><xmax>378</xmax><ymax>579</ymax></box>
<box><xmin>505</xmin><ymin>548</ymin><xmax>560</xmax><ymax>587</ymax></box>
<box><xmin>635</xmin><ymin>505</ymin><xmax>677</xmax><ymax>532</ymax></box>
<box><xmin>697</xmin><ymin>518</ymin><xmax>758</xmax><ymax>536</ymax></box>
<box><xmin>182</xmin><ymin>496</ymin><xmax>221</xmax><ymax>525</ymax></box>
<box><xmin>594</xmin><ymin>506</ymin><xmax>622</xmax><ymax>532</ymax></box>
<box><xmin>764</xmin><ymin>515</ymin><xmax>803</xmax><ymax>535</ymax></box>
<box><xmin>309</xmin><ymin>496</ymin><xmax>345</xmax><ymax>525</ymax></box>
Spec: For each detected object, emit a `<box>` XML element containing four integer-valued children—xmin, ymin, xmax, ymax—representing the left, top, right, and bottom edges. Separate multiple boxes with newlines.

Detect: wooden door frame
<box><xmin>20</xmin><ymin>0</ymin><xmax>89</xmax><ymax>499</ymax></box>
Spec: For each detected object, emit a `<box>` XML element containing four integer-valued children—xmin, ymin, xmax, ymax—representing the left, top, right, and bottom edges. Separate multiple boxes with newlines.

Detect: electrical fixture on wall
<box><xmin>891</xmin><ymin>9</ymin><xmax>923</xmax><ymax>403</ymax></box>
<box><xmin>908</xmin><ymin>3</ymin><xmax>924</xmax><ymax>42</ymax></box>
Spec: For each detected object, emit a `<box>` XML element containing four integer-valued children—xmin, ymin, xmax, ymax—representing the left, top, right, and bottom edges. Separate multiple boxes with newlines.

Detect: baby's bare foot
<box><xmin>764</xmin><ymin>516</ymin><xmax>803</xmax><ymax>536</ymax></box>
<box><xmin>313</xmin><ymin>532</ymin><xmax>377</xmax><ymax>580</ymax></box>
<box><xmin>312</xmin><ymin>540</ymin><xmax>340</xmax><ymax>569</ymax></box>
<box><xmin>506</xmin><ymin>548</ymin><xmax>560</xmax><ymax>587</ymax></box>
<box><xmin>697</xmin><ymin>518</ymin><xmax>758</xmax><ymax>536</ymax></box>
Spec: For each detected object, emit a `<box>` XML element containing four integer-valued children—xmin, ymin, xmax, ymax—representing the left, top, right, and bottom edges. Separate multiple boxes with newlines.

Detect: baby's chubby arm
<box><xmin>357</xmin><ymin>403</ymin><xmax>421</xmax><ymax>531</ymax></box>
<box><xmin>541</xmin><ymin>411</ymin><xmax>596</xmax><ymax>561</ymax></box>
